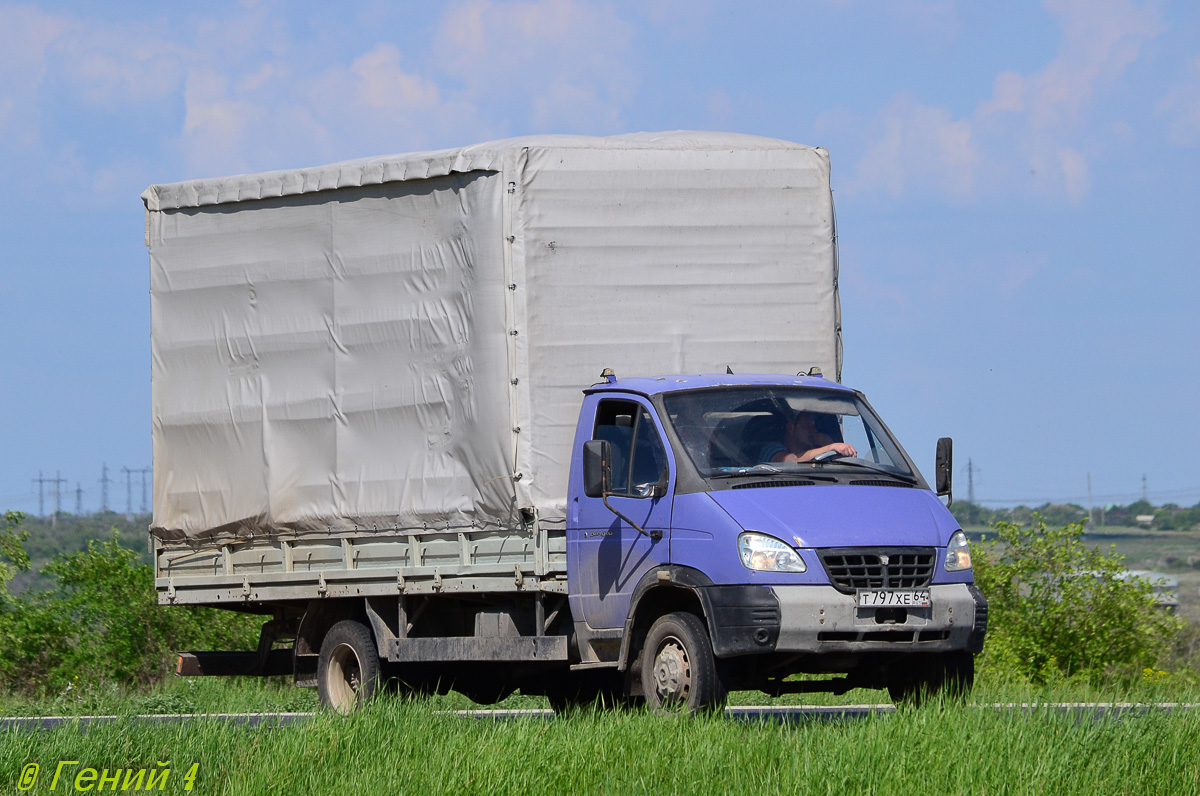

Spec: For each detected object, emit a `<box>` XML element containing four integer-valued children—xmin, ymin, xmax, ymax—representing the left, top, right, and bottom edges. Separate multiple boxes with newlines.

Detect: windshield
<box><xmin>661</xmin><ymin>386</ymin><xmax>916</xmax><ymax>481</ymax></box>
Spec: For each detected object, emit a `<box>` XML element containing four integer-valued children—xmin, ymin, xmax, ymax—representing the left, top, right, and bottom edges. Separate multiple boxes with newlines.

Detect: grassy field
<box><xmin>2</xmin><ymin>523</ymin><xmax>1196</xmax><ymax>793</ymax></box>
<box><xmin>4</xmin><ymin>679</ymin><xmax>1200</xmax><ymax>794</ymax></box>
<box><xmin>6</xmin><ymin>672</ymin><xmax>1200</xmax><ymax>717</ymax></box>
<box><xmin>3</xmin><ymin>684</ymin><xmax>1200</xmax><ymax>795</ymax></box>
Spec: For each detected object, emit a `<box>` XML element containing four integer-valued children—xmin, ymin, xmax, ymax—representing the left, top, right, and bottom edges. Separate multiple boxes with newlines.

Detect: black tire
<box><xmin>943</xmin><ymin>650</ymin><xmax>976</xmax><ymax>698</ymax></box>
<box><xmin>317</xmin><ymin>620</ymin><xmax>381</xmax><ymax>714</ymax></box>
<box><xmin>887</xmin><ymin>651</ymin><xmax>975</xmax><ymax>707</ymax></box>
<box><xmin>640</xmin><ymin>612</ymin><xmax>726</xmax><ymax>714</ymax></box>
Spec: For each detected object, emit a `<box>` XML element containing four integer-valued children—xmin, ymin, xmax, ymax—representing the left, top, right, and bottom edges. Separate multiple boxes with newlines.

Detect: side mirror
<box><xmin>583</xmin><ymin>439</ymin><xmax>612</xmax><ymax>498</ymax></box>
<box><xmin>935</xmin><ymin>437</ymin><xmax>953</xmax><ymax>504</ymax></box>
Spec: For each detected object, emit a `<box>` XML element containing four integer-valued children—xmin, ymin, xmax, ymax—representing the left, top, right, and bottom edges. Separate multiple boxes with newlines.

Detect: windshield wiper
<box><xmin>707</xmin><ymin>465</ymin><xmax>847</xmax><ymax>484</ymax></box>
<box><xmin>707</xmin><ymin>464</ymin><xmax>785</xmax><ymax>479</ymax></box>
<box><xmin>804</xmin><ymin>457</ymin><xmax>918</xmax><ymax>483</ymax></box>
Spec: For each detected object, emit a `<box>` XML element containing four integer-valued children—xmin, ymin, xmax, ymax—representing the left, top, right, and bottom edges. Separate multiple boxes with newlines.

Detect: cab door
<box><xmin>568</xmin><ymin>397</ymin><xmax>673</xmax><ymax>629</ymax></box>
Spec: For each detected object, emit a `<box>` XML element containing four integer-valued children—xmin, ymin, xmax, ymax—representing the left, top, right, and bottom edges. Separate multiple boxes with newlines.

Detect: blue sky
<box><xmin>1</xmin><ymin>0</ymin><xmax>1197</xmax><ymax>515</ymax></box>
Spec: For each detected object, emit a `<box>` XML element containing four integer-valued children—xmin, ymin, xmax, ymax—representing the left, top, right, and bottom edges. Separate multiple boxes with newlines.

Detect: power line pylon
<box><xmin>100</xmin><ymin>463</ymin><xmax>112</xmax><ymax>513</ymax></box>
<box><xmin>137</xmin><ymin>467</ymin><xmax>152</xmax><ymax>514</ymax></box>
<box><xmin>50</xmin><ymin>471</ymin><xmax>67</xmax><ymax>528</ymax></box>
<box><xmin>32</xmin><ymin>471</ymin><xmax>47</xmax><ymax>517</ymax></box>
<box><xmin>121</xmin><ymin>467</ymin><xmax>134</xmax><ymax>517</ymax></box>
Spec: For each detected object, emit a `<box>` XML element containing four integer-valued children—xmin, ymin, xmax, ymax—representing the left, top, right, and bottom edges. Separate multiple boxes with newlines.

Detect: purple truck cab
<box><xmin>565</xmin><ymin>373</ymin><xmax>986</xmax><ymax>711</ymax></box>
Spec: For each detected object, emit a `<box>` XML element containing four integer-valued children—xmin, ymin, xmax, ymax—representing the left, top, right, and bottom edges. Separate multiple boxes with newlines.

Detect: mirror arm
<box><xmin>601</xmin><ymin>494</ymin><xmax>662</xmax><ymax>541</ymax></box>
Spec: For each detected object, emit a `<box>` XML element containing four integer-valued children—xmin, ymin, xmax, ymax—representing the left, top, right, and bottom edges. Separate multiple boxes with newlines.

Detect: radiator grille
<box><xmin>818</xmin><ymin>548</ymin><xmax>935</xmax><ymax>594</ymax></box>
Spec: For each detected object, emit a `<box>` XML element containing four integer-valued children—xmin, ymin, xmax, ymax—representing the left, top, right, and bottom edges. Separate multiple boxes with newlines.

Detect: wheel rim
<box><xmin>328</xmin><ymin>642</ymin><xmax>363</xmax><ymax>714</ymax></box>
<box><xmin>650</xmin><ymin>635</ymin><xmax>692</xmax><ymax>707</ymax></box>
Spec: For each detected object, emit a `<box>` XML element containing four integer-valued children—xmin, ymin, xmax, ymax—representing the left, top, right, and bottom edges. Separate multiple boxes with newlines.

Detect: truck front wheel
<box><xmin>318</xmin><ymin>620</ymin><xmax>381</xmax><ymax>714</ymax></box>
<box><xmin>641</xmin><ymin>612</ymin><xmax>726</xmax><ymax>714</ymax></box>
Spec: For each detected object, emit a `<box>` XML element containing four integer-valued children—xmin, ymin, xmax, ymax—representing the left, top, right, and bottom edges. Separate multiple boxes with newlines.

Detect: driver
<box><xmin>759</xmin><ymin>410</ymin><xmax>857</xmax><ymax>463</ymax></box>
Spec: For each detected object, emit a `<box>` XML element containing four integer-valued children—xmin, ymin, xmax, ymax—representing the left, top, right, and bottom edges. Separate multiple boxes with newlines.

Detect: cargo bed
<box><xmin>156</xmin><ymin>525</ymin><xmax>567</xmax><ymax>605</ymax></box>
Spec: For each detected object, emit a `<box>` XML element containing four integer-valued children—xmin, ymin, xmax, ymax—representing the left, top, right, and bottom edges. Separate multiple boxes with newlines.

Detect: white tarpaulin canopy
<box><xmin>145</xmin><ymin>132</ymin><xmax>841</xmax><ymax>543</ymax></box>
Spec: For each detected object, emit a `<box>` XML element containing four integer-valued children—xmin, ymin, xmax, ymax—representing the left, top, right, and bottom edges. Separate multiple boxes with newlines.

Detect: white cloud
<box><xmin>1000</xmin><ymin>257</ymin><xmax>1044</xmax><ymax>297</ymax></box>
<box><xmin>180</xmin><ymin>69</ymin><xmax>265</xmax><ymax>175</ymax></box>
<box><xmin>532</xmin><ymin>79</ymin><xmax>622</xmax><ymax>131</ymax></box>
<box><xmin>352</xmin><ymin>45</ymin><xmax>441</xmax><ymax>111</ymax></box>
<box><xmin>824</xmin><ymin>0</ymin><xmax>960</xmax><ymax>42</ymax></box>
<box><xmin>316</xmin><ymin>44</ymin><xmax>442</xmax><ymax>114</ymax></box>
<box><xmin>848</xmin><ymin>97</ymin><xmax>977</xmax><ymax>199</ymax></box>
<box><xmin>839</xmin><ymin>0</ymin><xmax>1163</xmax><ymax>205</ymax></box>
<box><xmin>0</xmin><ymin>6</ymin><xmax>186</xmax><ymax>113</ymax></box>
<box><xmin>998</xmin><ymin>0</ymin><xmax>1165</xmax><ymax>130</ymax></box>
<box><xmin>1158</xmin><ymin>55</ymin><xmax>1200</xmax><ymax>147</ymax></box>
<box><xmin>175</xmin><ymin>38</ymin><xmax>479</xmax><ymax>177</ymax></box>
<box><xmin>2</xmin><ymin>0</ymin><xmax>647</xmax><ymax>187</ymax></box>
<box><xmin>634</xmin><ymin>0</ymin><xmax>716</xmax><ymax>41</ymax></box>
<box><xmin>0</xmin><ymin>3</ymin><xmax>466</xmax><ymax>181</ymax></box>
<box><xmin>887</xmin><ymin>0</ymin><xmax>961</xmax><ymax>42</ymax></box>
<box><xmin>236</xmin><ymin>62</ymin><xmax>284</xmax><ymax>95</ymax></box>
<box><xmin>56</xmin><ymin>25</ymin><xmax>185</xmax><ymax>107</ymax></box>
<box><xmin>0</xmin><ymin>5</ymin><xmax>72</xmax><ymax>145</ymax></box>
<box><xmin>434</xmin><ymin>0</ymin><xmax>638</xmax><ymax>132</ymax></box>
<box><xmin>978</xmin><ymin>71</ymin><xmax>1025</xmax><ymax>116</ymax></box>
<box><xmin>1056</xmin><ymin>146</ymin><xmax>1091</xmax><ymax>203</ymax></box>
<box><xmin>705</xmin><ymin>88</ymin><xmax>734</xmax><ymax>127</ymax></box>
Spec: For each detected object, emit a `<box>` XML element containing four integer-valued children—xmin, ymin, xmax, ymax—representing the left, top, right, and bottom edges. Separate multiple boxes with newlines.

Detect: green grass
<box><xmin>0</xmin><ymin>677</ymin><xmax>318</xmax><ymax>718</ymax></box>
<box><xmin>3</xmin><ymin>685</ymin><xmax>1200</xmax><ymax>795</ymax></box>
<box><xmin>6</xmin><ymin>670</ymin><xmax>1200</xmax><ymax>718</ymax></box>
<box><xmin>3</xmin><ymin>521</ymin><xmax>1196</xmax><ymax>791</ymax></box>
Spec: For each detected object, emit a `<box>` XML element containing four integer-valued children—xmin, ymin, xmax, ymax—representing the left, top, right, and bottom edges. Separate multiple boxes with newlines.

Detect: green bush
<box><xmin>0</xmin><ymin>510</ymin><xmax>30</xmax><ymax>592</ymax></box>
<box><xmin>0</xmin><ymin>522</ymin><xmax>260</xmax><ymax>694</ymax></box>
<box><xmin>974</xmin><ymin>518</ymin><xmax>1186</xmax><ymax>684</ymax></box>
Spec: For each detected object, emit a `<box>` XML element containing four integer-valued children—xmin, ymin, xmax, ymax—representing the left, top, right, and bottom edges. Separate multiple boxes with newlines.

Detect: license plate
<box><xmin>857</xmin><ymin>589</ymin><xmax>930</xmax><ymax>607</ymax></box>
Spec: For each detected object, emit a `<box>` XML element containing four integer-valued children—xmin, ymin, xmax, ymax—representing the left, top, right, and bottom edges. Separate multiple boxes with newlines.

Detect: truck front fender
<box><xmin>617</xmin><ymin>565</ymin><xmax>780</xmax><ymax>670</ymax></box>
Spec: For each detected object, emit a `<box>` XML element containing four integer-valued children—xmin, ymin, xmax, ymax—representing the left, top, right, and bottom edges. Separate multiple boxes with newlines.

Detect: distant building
<box><xmin>1124</xmin><ymin>571</ymin><xmax>1180</xmax><ymax>611</ymax></box>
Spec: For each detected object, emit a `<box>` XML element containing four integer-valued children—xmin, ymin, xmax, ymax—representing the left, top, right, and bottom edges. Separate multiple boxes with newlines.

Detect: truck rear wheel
<box><xmin>641</xmin><ymin>612</ymin><xmax>726</xmax><ymax>714</ymax></box>
<box><xmin>318</xmin><ymin>620</ymin><xmax>381</xmax><ymax>714</ymax></box>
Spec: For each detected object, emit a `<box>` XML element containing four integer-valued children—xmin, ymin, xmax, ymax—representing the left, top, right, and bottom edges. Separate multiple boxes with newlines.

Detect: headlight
<box><xmin>945</xmin><ymin>530</ymin><xmax>972</xmax><ymax>571</ymax></box>
<box><xmin>738</xmin><ymin>532</ymin><xmax>807</xmax><ymax>573</ymax></box>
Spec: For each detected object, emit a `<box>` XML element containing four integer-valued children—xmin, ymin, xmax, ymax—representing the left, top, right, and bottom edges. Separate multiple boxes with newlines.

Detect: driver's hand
<box><xmin>830</xmin><ymin>442</ymin><xmax>857</xmax><ymax>457</ymax></box>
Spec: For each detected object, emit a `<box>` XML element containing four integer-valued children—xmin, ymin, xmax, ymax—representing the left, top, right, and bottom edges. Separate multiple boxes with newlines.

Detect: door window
<box><xmin>593</xmin><ymin>401</ymin><xmax>668</xmax><ymax>497</ymax></box>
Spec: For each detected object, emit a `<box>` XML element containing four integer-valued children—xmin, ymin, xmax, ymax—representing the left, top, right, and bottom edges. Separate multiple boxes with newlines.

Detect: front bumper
<box><xmin>700</xmin><ymin>581</ymin><xmax>987</xmax><ymax>659</ymax></box>
<box><xmin>770</xmin><ymin>582</ymin><xmax>986</xmax><ymax>654</ymax></box>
